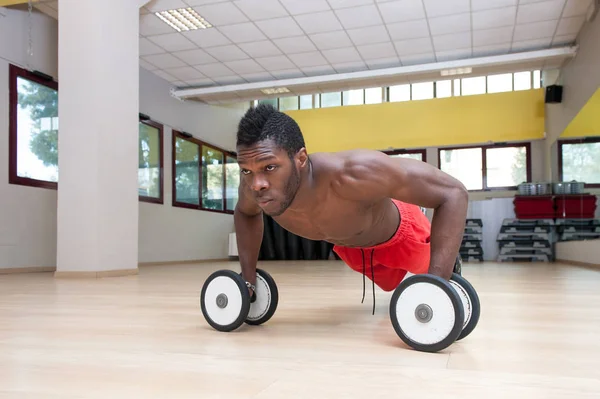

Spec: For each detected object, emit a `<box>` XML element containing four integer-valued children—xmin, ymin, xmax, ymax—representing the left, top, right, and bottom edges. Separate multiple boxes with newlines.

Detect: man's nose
<box><xmin>251</xmin><ymin>175</ymin><xmax>269</xmax><ymax>191</ymax></box>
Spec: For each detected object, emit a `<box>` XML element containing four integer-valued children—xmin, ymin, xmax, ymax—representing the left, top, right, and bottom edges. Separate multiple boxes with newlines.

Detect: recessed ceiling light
<box><xmin>261</xmin><ymin>87</ymin><xmax>290</xmax><ymax>94</ymax></box>
<box><xmin>155</xmin><ymin>8</ymin><xmax>212</xmax><ymax>32</ymax></box>
<box><xmin>440</xmin><ymin>67</ymin><xmax>472</xmax><ymax>76</ymax></box>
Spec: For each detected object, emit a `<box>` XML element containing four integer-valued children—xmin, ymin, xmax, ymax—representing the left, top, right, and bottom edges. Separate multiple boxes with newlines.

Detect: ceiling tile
<box><xmin>309</xmin><ymin>31</ymin><xmax>354</xmax><ymax>50</ymax></box>
<box><xmin>279</xmin><ymin>0</ymin><xmax>331</xmax><ymax>15</ymax></box>
<box><xmin>147</xmin><ymin>33</ymin><xmax>197</xmax><ymax>52</ymax></box>
<box><xmin>273</xmin><ymin>36</ymin><xmax>318</xmax><ymax>53</ymax></box>
<box><xmin>289</xmin><ymin>52</ymin><xmax>329</xmax><ymax>67</ymax></box>
<box><xmin>428</xmin><ymin>13</ymin><xmax>471</xmax><ymax>36</ymax></box>
<box><xmin>562</xmin><ymin>0</ymin><xmax>593</xmax><ymax>17</ymax></box>
<box><xmin>270</xmin><ymin>69</ymin><xmax>305</xmax><ymax>79</ymax></box>
<box><xmin>218</xmin><ymin>23</ymin><xmax>267</xmax><ymax>44</ymax></box>
<box><xmin>140</xmin><ymin>59</ymin><xmax>159</xmax><ymax>71</ymax></box>
<box><xmin>332</xmin><ymin>61</ymin><xmax>368</xmax><ymax>73</ymax></box>
<box><xmin>193</xmin><ymin>3</ymin><xmax>249</xmax><ymax>25</ymax></box>
<box><xmin>152</xmin><ymin>70</ymin><xmax>179</xmax><ymax>82</ymax></box>
<box><xmin>204</xmin><ymin>45</ymin><xmax>250</xmax><ymax>61</ymax></box>
<box><xmin>513</xmin><ymin>20</ymin><xmax>558</xmax><ymax>41</ymax></box>
<box><xmin>473</xmin><ymin>26</ymin><xmax>514</xmax><ymax>46</ymax></box>
<box><xmin>471</xmin><ymin>0</ymin><xmax>517</xmax><ymax>11</ymax></box>
<box><xmin>516</xmin><ymin>0</ymin><xmax>565</xmax><ymax>24</ymax></box>
<box><xmin>144</xmin><ymin>0</ymin><xmax>189</xmax><ymax>12</ymax></box>
<box><xmin>140</xmin><ymin>37</ymin><xmax>165</xmax><ymax>56</ymax></box>
<box><xmin>511</xmin><ymin>37</ymin><xmax>552</xmax><ymax>52</ymax></box>
<box><xmin>436</xmin><ymin>48</ymin><xmax>472</xmax><ymax>62</ymax></box>
<box><xmin>255</xmin><ymin>55</ymin><xmax>297</xmax><ymax>70</ymax></box>
<box><xmin>387</xmin><ymin>19</ymin><xmax>430</xmax><ymax>41</ymax></box>
<box><xmin>238</xmin><ymin>41</ymin><xmax>282</xmax><ymax>57</ymax></box>
<box><xmin>224</xmin><ymin>59</ymin><xmax>265</xmax><ymax>74</ymax></box>
<box><xmin>294</xmin><ymin>11</ymin><xmax>344</xmax><ymax>34</ymax></box>
<box><xmin>163</xmin><ymin>66</ymin><xmax>206</xmax><ymax>81</ymax></box>
<box><xmin>556</xmin><ymin>16</ymin><xmax>586</xmax><ymax>35</ymax></box>
<box><xmin>233</xmin><ymin>0</ymin><xmax>290</xmax><ymax>20</ymax></box>
<box><xmin>366</xmin><ymin>57</ymin><xmax>401</xmax><ymax>69</ymax></box>
<box><xmin>346</xmin><ymin>26</ymin><xmax>390</xmax><ymax>45</ymax></box>
<box><xmin>183</xmin><ymin>78</ymin><xmax>215</xmax><ymax>87</ymax></box>
<box><xmin>472</xmin><ymin>43</ymin><xmax>511</xmax><ymax>57</ymax></box>
<box><xmin>335</xmin><ymin>5</ymin><xmax>383</xmax><ymax>29</ymax></box>
<box><xmin>328</xmin><ymin>0</ymin><xmax>373</xmax><ymax>9</ymax></box>
<box><xmin>432</xmin><ymin>32</ymin><xmax>471</xmax><ymax>51</ymax></box>
<box><xmin>393</xmin><ymin>37</ymin><xmax>433</xmax><ymax>56</ymax></box>
<box><xmin>139</xmin><ymin>14</ymin><xmax>175</xmax><ymax>36</ymax></box>
<box><xmin>142</xmin><ymin>53</ymin><xmax>188</xmax><ymax>69</ymax></box>
<box><xmin>241</xmin><ymin>72</ymin><xmax>275</xmax><ymax>82</ymax></box>
<box><xmin>172</xmin><ymin>48</ymin><xmax>218</xmax><ymax>64</ymax></box>
<box><xmin>400</xmin><ymin>52</ymin><xmax>436</xmax><ymax>66</ymax></box>
<box><xmin>186</xmin><ymin>0</ymin><xmax>229</xmax><ymax>6</ymax></box>
<box><xmin>552</xmin><ymin>33</ymin><xmax>577</xmax><ymax>45</ymax></box>
<box><xmin>472</xmin><ymin>7</ymin><xmax>516</xmax><ymax>30</ymax></box>
<box><xmin>301</xmin><ymin>65</ymin><xmax>337</xmax><ymax>76</ymax></box>
<box><xmin>212</xmin><ymin>75</ymin><xmax>247</xmax><ymax>85</ymax></box>
<box><xmin>423</xmin><ymin>0</ymin><xmax>470</xmax><ymax>17</ymax></box>
<box><xmin>194</xmin><ymin>63</ymin><xmax>236</xmax><ymax>78</ymax></box>
<box><xmin>182</xmin><ymin>29</ymin><xmax>232</xmax><ymax>47</ymax></box>
<box><xmin>255</xmin><ymin>17</ymin><xmax>305</xmax><ymax>39</ymax></box>
<box><xmin>357</xmin><ymin>42</ymin><xmax>397</xmax><ymax>59</ymax></box>
<box><xmin>322</xmin><ymin>47</ymin><xmax>363</xmax><ymax>63</ymax></box>
<box><xmin>377</xmin><ymin>0</ymin><xmax>425</xmax><ymax>24</ymax></box>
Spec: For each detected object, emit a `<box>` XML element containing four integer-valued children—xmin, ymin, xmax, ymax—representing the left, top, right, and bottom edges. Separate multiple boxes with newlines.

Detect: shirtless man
<box><xmin>234</xmin><ymin>104</ymin><xmax>468</xmax><ymax>308</ymax></box>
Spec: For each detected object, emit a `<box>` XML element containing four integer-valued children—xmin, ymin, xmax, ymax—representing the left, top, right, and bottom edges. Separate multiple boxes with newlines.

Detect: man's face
<box><xmin>236</xmin><ymin>139</ymin><xmax>305</xmax><ymax>217</ymax></box>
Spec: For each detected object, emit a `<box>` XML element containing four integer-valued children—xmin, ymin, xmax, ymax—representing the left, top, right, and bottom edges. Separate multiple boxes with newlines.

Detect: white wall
<box><xmin>556</xmin><ymin>239</ymin><xmax>600</xmax><ymax>266</ymax></box>
<box><xmin>0</xmin><ymin>7</ymin><xmax>58</xmax><ymax>269</ymax></box>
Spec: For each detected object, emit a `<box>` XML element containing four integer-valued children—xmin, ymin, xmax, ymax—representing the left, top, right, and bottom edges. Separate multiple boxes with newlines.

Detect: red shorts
<box><xmin>333</xmin><ymin>199</ymin><xmax>431</xmax><ymax>292</ymax></box>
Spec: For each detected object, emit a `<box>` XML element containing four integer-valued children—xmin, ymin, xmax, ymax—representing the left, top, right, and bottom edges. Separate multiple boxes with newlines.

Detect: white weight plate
<box><xmin>203</xmin><ymin>276</ymin><xmax>244</xmax><ymax>327</ymax></box>
<box><xmin>247</xmin><ymin>274</ymin><xmax>272</xmax><ymax>321</ymax></box>
<box><xmin>449</xmin><ymin>280</ymin><xmax>472</xmax><ymax>329</ymax></box>
<box><xmin>395</xmin><ymin>282</ymin><xmax>456</xmax><ymax>345</ymax></box>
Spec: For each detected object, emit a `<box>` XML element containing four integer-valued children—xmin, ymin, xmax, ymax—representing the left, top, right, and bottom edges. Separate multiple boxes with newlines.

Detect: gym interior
<box><xmin>1</xmin><ymin>0</ymin><xmax>599</xmax><ymax>397</ymax></box>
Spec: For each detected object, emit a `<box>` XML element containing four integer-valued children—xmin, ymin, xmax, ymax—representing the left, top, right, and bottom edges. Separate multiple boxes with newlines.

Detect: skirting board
<box><xmin>54</xmin><ymin>269</ymin><xmax>139</xmax><ymax>279</ymax></box>
<box><xmin>0</xmin><ymin>266</ymin><xmax>56</xmax><ymax>274</ymax></box>
<box><xmin>556</xmin><ymin>259</ymin><xmax>600</xmax><ymax>269</ymax></box>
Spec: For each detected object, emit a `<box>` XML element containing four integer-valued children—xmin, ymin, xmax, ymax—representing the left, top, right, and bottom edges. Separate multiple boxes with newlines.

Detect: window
<box><xmin>435</xmin><ymin>80</ymin><xmax>452</xmax><ymax>98</ymax></box>
<box><xmin>513</xmin><ymin>71</ymin><xmax>531</xmax><ymax>91</ymax></box>
<box><xmin>299</xmin><ymin>95</ymin><xmax>312</xmax><ymax>109</ymax></box>
<box><xmin>321</xmin><ymin>92</ymin><xmax>342</xmax><ymax>108</ymax></box>
<box><xmin>411</xmin><ymin>82</ymin><xmax>434</xmax><ymax>100</ymax></box>
<box><xmin>383</xmin><ymin>149</ymin><xmax>426</xmax><ymax>162</ymax></box>
<box><xmin>343</xmin><ymin>89</ymin><xmax>364</xmax><ymax>106</ymax></box>
<box><xmin>279</xmin><ymin>96</ymin><xmax>298</xmax><ymax>111</ymax></box>
<box><xmin>172</xmin><ymin>131</ymin><xmax>238</xmax><ymax>214</ymax></box>
<box><xmin>558</xmin><ymin>138</ymin><xmax>600</xmax><ymax>187</ymax></box>
<box><xmin>461</xmin><ymin>76</ymin><xmax>486</xmax><ymax>96</ymax></box>
<box><xmin>138</xmin><ymin>119</ymin><xmax>164</xmax><ymax>203</ymax></box>
<box><xmin>388</xmin><ymin>84</ymin><xmax>410</xmax><ymax>102</ymax></box>
<box><xmin>9</xmin><ymin>64</ymin><xmax>59</xmax><ymax>189</ymax></box>
<box><xmin>439</xmin><ymin>143</ymin><xmax>530</xmax><ymax>191</ymax></box>
<box><xmin>487</xmin><ymin>73</ymin><xmax>513</xmax><ymax>93</ymax></box>
<box><xmin>365</xmin><ymin>87</ymin><xmax>382</xmax><ymax>104</ymax></box>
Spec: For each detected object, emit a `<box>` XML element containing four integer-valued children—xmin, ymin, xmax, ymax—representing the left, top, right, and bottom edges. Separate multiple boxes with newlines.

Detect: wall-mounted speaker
<box><xmin>545</xmin><ymin>85</ymin><xmax>563</xmax><ymax>103</ymax></box>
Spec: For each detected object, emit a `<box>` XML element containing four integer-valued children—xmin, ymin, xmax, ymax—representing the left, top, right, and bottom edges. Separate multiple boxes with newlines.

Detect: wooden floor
<box><xmin>2</xmin><ymin>260</ymin><xmax>600</xmax><ymax>398</ymax></box>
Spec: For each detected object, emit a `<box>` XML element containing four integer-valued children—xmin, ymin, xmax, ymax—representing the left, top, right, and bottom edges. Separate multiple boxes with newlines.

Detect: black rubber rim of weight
<box><xmin>200</xmin><ymin>269</ymin><xmax>250</xmax><ymax>332</ymax></box>
<box><xmin>244</xmin><ymin>268</ymin><xmax>279</xmax><ymax>326</ymax></box>
<box><xmin>450</xmin><ymin>272</ymin><xmax>481</xmax><ymax>341</ymax></box>
<box><xmin>389</xmin><ymin>274</ymin><xmax>465</xmax><ymax>353</ymax></box>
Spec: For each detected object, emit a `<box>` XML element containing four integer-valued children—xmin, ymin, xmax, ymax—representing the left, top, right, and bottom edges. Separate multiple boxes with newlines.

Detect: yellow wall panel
<box><xmin>284</xmin><ymin>89</ymin><xmax>546</xmax><ymax>153</ymax></box>
<box><xmin>561</xmin><ymin>87</ymin><xmax>600</xmax><ymax>138</ymax></box>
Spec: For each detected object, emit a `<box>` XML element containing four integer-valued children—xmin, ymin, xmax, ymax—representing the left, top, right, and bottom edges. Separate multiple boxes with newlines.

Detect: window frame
<box><xmin>557</xmin><ymin>137</ymin><xmax>600</xmax><ymax>188</ymax></box>
<box><xmin>171</xmin><ymin>130</ymin><xmax>237</xmax><ymax>215</ymax></box>
<box><xmin>382</xmin><ymin>149</ymin><xmax>427</xmax><ymax>162</ymax></box>
<box><xmin>9</xmin><ymin>63</ymin><xmax>59</xmax><ymax>190</ymax></box>
<box><xmin>138</xmin><ymin>118</ymin><xmax>164</xmax><ymax>204</ymax></box>
<box><xmin>437</xmin><ymin>142</ymin><xmax>531</xmax><ymax>191</ymax></box>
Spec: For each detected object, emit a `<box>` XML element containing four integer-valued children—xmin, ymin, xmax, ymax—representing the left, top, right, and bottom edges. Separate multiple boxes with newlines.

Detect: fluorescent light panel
<box><xmin>155</xmin><ymin>8</ymin><xmax>212</xmax><ymax>32</ymax></box>
<box><xmin>441</xmin><ymin>67</ymin><xmax>472</xmax><ymax>76</ymax></box>
<box><xmin>261</xmin><ymin>87</ymin><xmax>290</xmax><ymax>94</ymax></box>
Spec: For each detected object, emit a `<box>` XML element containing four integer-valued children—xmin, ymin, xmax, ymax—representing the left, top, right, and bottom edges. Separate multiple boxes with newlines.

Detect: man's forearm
<box><xmin>234</xmin><ymin>207</ymin><xmax>264</xmax><ymax>286</ymax></box>
<box><xmin>428</xmin><ymin>188</ymin><xmax>468</xmax><ymax>280</ymax></box>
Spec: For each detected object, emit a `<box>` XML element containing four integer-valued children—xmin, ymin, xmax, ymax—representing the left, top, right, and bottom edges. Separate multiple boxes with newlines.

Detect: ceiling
<box><xmin>30</xmin><ymin>0</ymin><xmax>596</xmax><ymax>104</ymax></box>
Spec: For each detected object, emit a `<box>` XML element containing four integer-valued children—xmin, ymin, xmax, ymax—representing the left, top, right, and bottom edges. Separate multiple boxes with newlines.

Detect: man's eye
<box><xmin>266</xmin><ymin>165</ymin><xmax>276</xmax><ymax>171</ymax></box>
<box><xmin>241</xmin><ymin>169</ymin><xmax>251</xmax><ymax>175</ymax></box>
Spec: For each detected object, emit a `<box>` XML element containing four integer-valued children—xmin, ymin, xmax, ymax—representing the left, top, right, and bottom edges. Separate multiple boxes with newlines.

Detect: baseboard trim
<box><xmin>0</xmin><ymin>266</ymin><xmax>56</xmax><ymax>274</ymax></box>
<box><xmin>54</xmin><ymin>269</ymin><xmax>139</xmax><ymax>279</ymax></box>
<box><xmin>556</xmin><ymin>259</ymin><xmax>600</xmax><ymax>269</ymax></box>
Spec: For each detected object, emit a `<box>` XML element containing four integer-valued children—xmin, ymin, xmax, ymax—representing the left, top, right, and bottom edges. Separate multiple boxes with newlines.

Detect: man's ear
<box><xmin>295</xmin><ymin>147</ymin><xmax>308</xmax><ymax>168</ymax></box>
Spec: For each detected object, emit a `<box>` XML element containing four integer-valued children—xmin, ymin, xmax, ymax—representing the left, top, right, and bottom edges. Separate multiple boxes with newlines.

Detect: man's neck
<box><xmin>285</xmin><ymin>158</ymin><xmax>316</xmax><ymax>214</ymax></box>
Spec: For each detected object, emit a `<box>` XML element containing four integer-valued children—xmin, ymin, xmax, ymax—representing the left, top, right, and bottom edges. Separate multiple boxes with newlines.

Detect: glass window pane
<box><xmin>487</xmin><ymin>73</ymin><xmax>513</xmax><ymax>93</ymax></box>
<box><xmin>389</xmin><ymin>152</ymin><xmax>423</xmax><ymax>161</ymax></box>
<box><xmin>440</xmin><ymin>148</ymin><xmax>483</xmax><ymax>190</ymax></box>
<box><xmin>461</xmin><ymin>76</ymin><xmax>486</xmax><ymax>96</ymax></box>
<box><xmin>299</xmin><ymin>95</ymin><xmax>312</xmax><ymax>109</ymax></box>
<box><xmin>514</xmin><ymin>71</ymin><xmax>531</xmax><ymax>91</ymax></box>
<box><xmin>411</xmin><ymin>82</ymin><xmax>434</xmax><ymax>100</ymax></box>
<box><xmin>258</xmin><ymin>98</ymin><xmax>277</xmax><ymax>108</ymax></box>
<box><xmin>561</xmin><ymin>142</ymin><xmax>600</xmax><ymax>184</ymax></box>
<box><xmin>226</xmin><ymin>155</ymin><xmax>239</xmax><ymax>211</ymax></box>
<box><xmin>365</xmin><ymin>87</ymin><xmax>382</xmax><ymax>104</ymax></box>
<box><xmin>486</xmin><ymin>146</ymin><xmax>528</xmax><ymax>188</ymax></box>
<box><xmin>343</xmin><ymin>89</ymin><xmax>364</xmax><ymax>105</ymax></box>
<box><xmin>436</xmin><ymin>80</ymin><xmax>452</xmax><ymax>98</ymax></box>
<box><xmin>453</xmin><ymin>79</ymin><xmax>461</xmax><ymax>96</ymax></box>
<box><xmin>533</xmin><ymin>70</ymin><xmax>541</xmax><ymax>89</ymax></box>
<box><xmin>279</xmin><ymin>96</ymin><xmax>298</xmax><ymax>111</ymax></box>
<box><xmin>321</xmin><ymin>92</ymin><xmax>341</xmax><ymax>108</ymax></box>
<box><xmin>202</xmin><ymin>146</ymin><xmax>224</xmax><ymax>210</ymax></box>
<box><xmin>138</xmin><ymin>122</ymin><xmax>161</xmax><ymax>198</ymax></box>
<box><xmin>16</xmin><ymin>76</ymin><xmax>59</xmax><ymax>182</ymax></box>
<box><xmin>314</xmin><ymin>94</ymin><xmax>321</xmax><ymax>108</ymax></box>
<box><xmin>389</xmin><ymin>84</ymin><xmax>410</xmax><ymax>102</ymax></box>
<box><xmin>175</xmin><ymin>137</ymin><xmax>199</xmax><ymax>205</ymax></box>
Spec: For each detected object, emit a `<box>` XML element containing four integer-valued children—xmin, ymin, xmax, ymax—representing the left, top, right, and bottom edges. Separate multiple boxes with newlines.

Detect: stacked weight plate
<box><xmin>461</xmin><ymin>219</ymin><xmax>483</xmax><ymax>262</ymax></box>
<box><xmin>497</xmin><ymin>219</ymin><xmax>554</xmax><ymax>262</ymax></box>
<box><xmin>555</xmin><ymin>219</ymin><xmax>600</xmax><ymax>241</ymax></box>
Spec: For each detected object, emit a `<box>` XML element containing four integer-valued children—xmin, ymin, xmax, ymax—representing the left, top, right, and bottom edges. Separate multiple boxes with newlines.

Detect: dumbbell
<box><xmin>200</xmin><ymin>268</ymin><xmax>279</xmax><ymax>332</ymax></box>
<box><xmin>389</xmin><ymin>273</ymin><xmax>480</xmax><ymax>352</ymax></box>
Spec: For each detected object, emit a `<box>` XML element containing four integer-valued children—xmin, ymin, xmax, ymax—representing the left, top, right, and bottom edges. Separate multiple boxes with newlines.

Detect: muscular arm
<box><xmin>334</xmin><ymin>150</ymin><xmax>468</xmax><ymax>280</ymax></box>
<box><xmin>234</xmin><ymin>182</ymin><xmax>263</xmax><ymax>288</ymax></box>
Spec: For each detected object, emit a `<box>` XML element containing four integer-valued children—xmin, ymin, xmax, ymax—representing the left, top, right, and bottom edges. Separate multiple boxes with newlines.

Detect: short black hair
<box><xmin>236</xmin><ymin>103</ymin><xmax>306</xmax><ymax>158</ymax></box>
